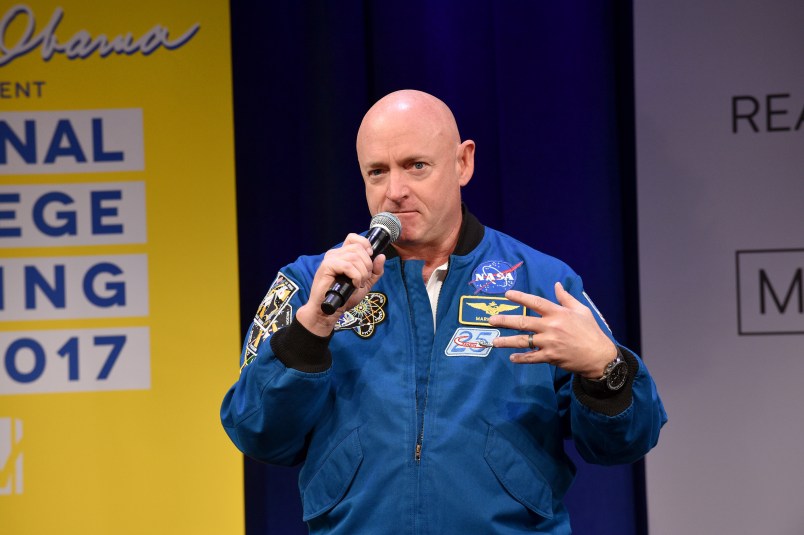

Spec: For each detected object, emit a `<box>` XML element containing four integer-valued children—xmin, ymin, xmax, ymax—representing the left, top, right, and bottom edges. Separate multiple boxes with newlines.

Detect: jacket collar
<box><xmin>453</xmin><ymin>204</ymin><xmax>485</xmax><ymax>256</ymax></box>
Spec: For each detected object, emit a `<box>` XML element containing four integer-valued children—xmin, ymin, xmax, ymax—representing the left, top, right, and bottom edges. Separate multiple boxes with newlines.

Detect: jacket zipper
<box><xmin>414</xmin><ymin>386</ymin><xmax>429</xmax><ymax>462</ymax></box>
<box><xmin>411</xmin><ymin>260</ymin><xmax>450</xmax><ymax>463</ymax></box>
<box><xmin>400</xmin><ymin>258</ymin><xmax>431</xmax><ymax>464</ymax></box>
<box><xmin>400</xmin><ymin>260</ymin><xmax>425</xmax><ymax>462</ymax></box>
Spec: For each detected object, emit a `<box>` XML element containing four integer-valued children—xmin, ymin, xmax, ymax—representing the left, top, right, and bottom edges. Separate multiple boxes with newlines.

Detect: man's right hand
<box><xmin>295</xmin><ymin>233</ymin><xmax>386</xmax><ymax>337</ymax></box>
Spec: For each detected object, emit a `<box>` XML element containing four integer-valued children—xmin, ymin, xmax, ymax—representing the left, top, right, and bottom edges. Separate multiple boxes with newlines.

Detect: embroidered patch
<box><xmin>334</xmin><ymin>292</ymin><xmax>388</xmax><ymax>339</ymax></box>
<box><xmin>459</xmin><ymin>296</ymin><xmax>526</xmax><ymax>326</ymax></box>
<box><xmin>445</xmin><ymin>327</ymin><xmax>499</xmax><ymax>357</ymax></box>
<box><xmin>468</xmin><ymin>260</ymin><xmax>523</xmax><ymax>295</ymax></box>
<box><xmin>242</xmin><ymin>272</ymin><xmax>298</xmax><ymax>369</ymax></box>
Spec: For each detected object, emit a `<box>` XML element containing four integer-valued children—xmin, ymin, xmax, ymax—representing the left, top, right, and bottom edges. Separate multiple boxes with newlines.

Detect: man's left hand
<box><xmin>489</xmin><ymin>282</ymin><xmax>617</xmax><ymax>379</ymax></box>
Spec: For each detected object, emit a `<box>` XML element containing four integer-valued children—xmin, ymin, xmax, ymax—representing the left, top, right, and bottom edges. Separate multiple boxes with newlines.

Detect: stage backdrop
<box><xmin>0</xmin><ymin>2</ymin><xmax>243</xmax><ymax>534</ymax></box>
<box><xmin>635</xmin><ymin>2</ymin><xmax>804</xmax><ymax>534</ymax></box>
<box><xmin>230</xmin><ymin>2</ymin><xmax>647</xmax><ymax>534</ymax></box>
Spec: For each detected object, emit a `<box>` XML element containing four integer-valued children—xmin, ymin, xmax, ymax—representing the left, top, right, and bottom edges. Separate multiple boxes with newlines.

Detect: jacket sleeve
<box><xmin>219</xmin><ymin>267</ymin><xmax>333</xmax><ymax>466</ymax></box>
<box><xmin>559</xmin><ymin>276</ymin><xmax>668</xmax><ymax>465</ymax></box>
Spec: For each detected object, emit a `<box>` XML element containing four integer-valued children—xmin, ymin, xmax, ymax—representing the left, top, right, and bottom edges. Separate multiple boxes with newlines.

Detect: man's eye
<box><xmin>368</xmin><ymin>169</ymin><xmax>383</xmax><ymax>177</ymax></box>
<box><xmin>412</xmin><ymin>162</ymin><xmax>425</xmax><ymax>170</ymax></box>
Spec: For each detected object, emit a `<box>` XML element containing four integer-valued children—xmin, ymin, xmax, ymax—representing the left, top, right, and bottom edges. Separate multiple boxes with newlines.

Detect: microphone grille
<box><xmin>370</xmin><ymin>212</ymin><xmax>402</xmax><ymax>242</ymax></box>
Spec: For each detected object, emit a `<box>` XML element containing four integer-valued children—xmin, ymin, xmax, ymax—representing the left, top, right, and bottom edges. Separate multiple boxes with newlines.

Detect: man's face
<box><xmin>357</xmin><ymin>105</ymin><xmax>473</xmax><ymax>252</ymax></box>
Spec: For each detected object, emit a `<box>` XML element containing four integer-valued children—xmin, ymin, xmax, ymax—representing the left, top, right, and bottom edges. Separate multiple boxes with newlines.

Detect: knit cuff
<box><xmin>269</xmin><ymin>316</ymin><xmax>333</xmax><ymax>373</ymax></box>
<box><xmin>572</xmin><ymin>346</ymin><xmax>639</xmax><ymax>417</ymax></box>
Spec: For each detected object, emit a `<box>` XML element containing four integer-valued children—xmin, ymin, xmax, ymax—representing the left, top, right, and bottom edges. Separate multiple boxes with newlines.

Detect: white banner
<box><xmin>0</xmin><ymin>254</ymin><xmax>149</xmax><ymax>321</ymax></box>
<box><xmin>635</xmin><ymin>2</ymin><xmax>804</xmax><ymax>534</ymax></box>
<box><xmin>0</xmin><ymin>109</ymin><xmax>145</xmax><ymax>175</ymax></box>
<box><xmin>0</xmin><ymin>182</ymin><xmax>147</xmax><ymax>247</ymax></box>
<box><xmin>0</xmin><ymin>327</ymin><xmax>150</xmax><ymax>395</ymax></box>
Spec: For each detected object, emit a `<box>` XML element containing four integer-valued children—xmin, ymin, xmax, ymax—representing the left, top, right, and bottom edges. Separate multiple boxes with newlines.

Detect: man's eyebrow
<box><xmin>402</xmin><ymin>154</ymin><xmax>429</xmax><ymax>163</ymax></box>
<box><xmin>362</xmin><ymin>154</ymin><xmax>432</xmax><ymax>169</ymax></box>
<box><xmin>362</xmin><ymin>160</ymin><xmax>387</xmax><ymax>170</ymax></box>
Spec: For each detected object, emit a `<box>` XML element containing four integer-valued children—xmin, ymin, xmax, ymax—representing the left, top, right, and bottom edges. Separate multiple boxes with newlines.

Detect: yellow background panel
<box><xmin>0</xmin><ymin>1</ymin><xmax>243</xmax><ymax>533</ymax></box>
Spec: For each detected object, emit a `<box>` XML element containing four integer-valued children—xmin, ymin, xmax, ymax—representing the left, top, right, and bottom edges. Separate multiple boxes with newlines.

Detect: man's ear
<box><xmin>456</xmin><ymin>140</ymin><xmax>475</xmax><ymax>186</ymax></box>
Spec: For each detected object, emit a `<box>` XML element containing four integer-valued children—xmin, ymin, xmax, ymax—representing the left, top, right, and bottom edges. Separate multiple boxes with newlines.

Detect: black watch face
<box><xmin>606</xmin><ymin>361</ymin><xmax>628</xmax><ymax>391</ymax></box>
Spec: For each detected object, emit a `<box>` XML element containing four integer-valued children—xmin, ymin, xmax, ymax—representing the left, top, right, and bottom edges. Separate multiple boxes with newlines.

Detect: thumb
<box><xmin>369</xmin><ymin>253</ymin><xmax>386</xmax><ymax>285</ymax></box>
<box><xmin>554</xmin><ymin>281</ymin><xmax>580</xmax><ymax>308</ymax></box>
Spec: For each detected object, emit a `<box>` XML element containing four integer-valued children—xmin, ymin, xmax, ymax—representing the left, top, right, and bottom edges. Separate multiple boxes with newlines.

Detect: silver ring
<box><xmin>527</xmin><ymin>333</ymin><xmax>535</xmax><ymax>350</ymax></box>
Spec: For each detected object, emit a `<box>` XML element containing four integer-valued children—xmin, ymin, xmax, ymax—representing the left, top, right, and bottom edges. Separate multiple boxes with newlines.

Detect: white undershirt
<box><xmin>425</xmin><ymin>261</ymin><xmax>449</xmax><ymax>327</ymax></box>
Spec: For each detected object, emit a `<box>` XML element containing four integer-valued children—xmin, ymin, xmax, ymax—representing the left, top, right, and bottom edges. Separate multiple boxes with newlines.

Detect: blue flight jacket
<box><xmin>221</xmin><ymin>210</ymin><xmax>667</xmax><ymax>534</ymax></box>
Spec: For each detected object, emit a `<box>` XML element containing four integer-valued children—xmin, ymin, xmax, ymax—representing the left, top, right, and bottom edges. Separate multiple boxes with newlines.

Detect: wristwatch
<box><xmin>599</xmin><ymin>351</ymin><xmax>628</xmax><ymax>391</ymax></box>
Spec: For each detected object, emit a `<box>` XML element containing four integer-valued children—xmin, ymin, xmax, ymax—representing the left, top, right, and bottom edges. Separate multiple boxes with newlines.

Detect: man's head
<box><xmin>356</xmin><ymin>90</ymin><xmax>475</xmax><ymax>257</ymax></box>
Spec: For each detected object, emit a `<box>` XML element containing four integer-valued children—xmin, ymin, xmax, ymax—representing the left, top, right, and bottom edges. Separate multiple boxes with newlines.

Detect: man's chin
<box><xmin>391</xmin><ymin>213</ymin><xmax>419</xmax><ymax>233</ymax></box>
<box><xmin>393</xmin><ymin>231</ymin><xmax>420</xmax><ymax>248</ymax></box>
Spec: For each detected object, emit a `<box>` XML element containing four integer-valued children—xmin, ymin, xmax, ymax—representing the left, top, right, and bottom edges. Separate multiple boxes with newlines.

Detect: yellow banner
<box><xmin>0</xmin><ymin>2</ymin><xmax>243</xmax><ymax>533</ymax></box>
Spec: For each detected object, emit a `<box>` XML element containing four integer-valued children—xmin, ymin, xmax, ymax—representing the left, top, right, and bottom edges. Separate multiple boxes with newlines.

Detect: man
<box><xmin>221</xmin><ymin>90</ymin><xmax>666</xmax><ymax>534</ymax></box>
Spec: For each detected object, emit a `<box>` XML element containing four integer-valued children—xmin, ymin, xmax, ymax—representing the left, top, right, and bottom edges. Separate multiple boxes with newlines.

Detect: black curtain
<box><xmin>229</xmin><ymin>2</ymin><xmax>644</xmax><ymax>533</ymax></box>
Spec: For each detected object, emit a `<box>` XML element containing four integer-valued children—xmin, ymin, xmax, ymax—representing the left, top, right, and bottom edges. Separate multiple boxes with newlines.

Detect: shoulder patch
<box><xmin>242</xmin><ymin>272</ymin><xmax>298</xmax><ymax>369</ymax></box>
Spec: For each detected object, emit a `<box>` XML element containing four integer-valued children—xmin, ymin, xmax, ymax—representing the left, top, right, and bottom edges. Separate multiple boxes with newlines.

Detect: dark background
<box><xmin>229</xmin><ymin>2</ymin><xmax>644</xmax><ymax>533</ymax></box>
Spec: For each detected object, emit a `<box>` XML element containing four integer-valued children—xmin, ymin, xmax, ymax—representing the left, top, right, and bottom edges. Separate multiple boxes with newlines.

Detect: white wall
<box><xmin>634</xmin><ymin>2</ymin><xmax>804</xmax><ymax>534</ymax></box>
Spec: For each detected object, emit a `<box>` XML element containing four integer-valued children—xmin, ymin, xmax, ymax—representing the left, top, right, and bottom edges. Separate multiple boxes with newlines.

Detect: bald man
<box><xmin>221</xmin><ymin>90</ymin><xmax>666</xmax><ymax>534</ymax></box>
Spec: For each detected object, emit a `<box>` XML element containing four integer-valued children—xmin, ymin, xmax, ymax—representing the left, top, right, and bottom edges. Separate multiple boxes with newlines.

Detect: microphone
<box><xmin>321</xmin><ymin>212</ymin><xmax>402</xmax><ymax>315</ymax></box>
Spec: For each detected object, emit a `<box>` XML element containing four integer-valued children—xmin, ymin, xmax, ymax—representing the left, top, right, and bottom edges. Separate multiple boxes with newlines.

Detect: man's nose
<box><xmin>385</xmin><ymin>169</ymin><xmax>408</xmax><ymax>201</ymax></box>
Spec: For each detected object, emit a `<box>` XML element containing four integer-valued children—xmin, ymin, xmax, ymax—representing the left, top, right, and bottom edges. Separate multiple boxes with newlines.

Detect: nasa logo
<box><xmin>468</xmin><ymin>260</ymin><xmax>522</xmax><ymax>295</ymax></box>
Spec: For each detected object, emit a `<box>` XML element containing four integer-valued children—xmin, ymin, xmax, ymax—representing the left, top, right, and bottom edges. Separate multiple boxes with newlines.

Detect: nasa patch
<box><xmin>468</xmin><ymin>260</ymin><xmax>523</xmax><ymax>295</ymax></box>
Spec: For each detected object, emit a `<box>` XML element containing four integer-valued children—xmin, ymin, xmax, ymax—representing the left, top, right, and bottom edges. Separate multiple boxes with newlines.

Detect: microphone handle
<box><xmin>320</xmin><ymin>227</ymin><xmax>392</xmax><ymax>315</ymax></box>
<box><xmin>321</xmin><ymin>277</ymin><xmax>354</xmax><ymax>315</ymax></box>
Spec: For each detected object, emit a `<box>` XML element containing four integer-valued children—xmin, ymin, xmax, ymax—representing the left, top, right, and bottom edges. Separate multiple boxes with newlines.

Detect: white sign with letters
<box><xmin>635</xmin><ymin>3</ymin><xmax>804</xmax><ymax>534</ymax></box>
<box><xmin>0</xmin><ymin>109</ymin><xmax>144</xmax><ymax>175</ymax></box>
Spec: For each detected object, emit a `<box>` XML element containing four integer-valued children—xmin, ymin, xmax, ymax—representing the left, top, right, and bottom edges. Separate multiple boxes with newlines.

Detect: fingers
<box><xmin>492</xmin><ymin>331</ymin><xmax>540</xmax><ymax>350</ymax></box>
<box><xmin>488</xmin><ymin>312</ymin><xmax>543</xmax><ymax>332</ymax></box>
<box><xmin>487</xmin><ymin>289</ymin><xmax>549</xmax><ymax>350</ymax></box>
<box><xmin>370</xmin><ymin>253</ymin><xmax>386</xmax><ymax>282</ymax></box>
<box><xmin>342</xmin><ymin>232</ymin><xmax>374</xmax><ymax>254</ymax></box>
<box><xmin>325</xmin><ymin>234</ymin><xmax>375</xmax><ymax>288</ymax></box>
<box><xmin>488</xmin><ymin>285</ymin><xmax>564</xmax><ymax>367</ymax></box>
<box><xmin>490</xmin><ymin>284</ymin><xmax>614</xmax><ymax>374</ymax></box>
<box><xmin>553</xmin><ymin>282</ymin><xmax>581</xmax><ymax>309</ymax></box>
<box><xmin>493</xmin><ymin>333</ymin><xmax>550</xmax><ymax>364</ymax></box>
<box><xmin>297</xmin><ymin>235</ymin><xmax>382</xmax><ymax>334</ymax></box>
<box><xmin>508</xmin><ymin>350</ymin><xmax>549</xmax><ymax>364</ymax></box>
<box><xmin>504</xmin><ymin>289</ymin><xmax>560</xmax><ymax>316</ymax></box>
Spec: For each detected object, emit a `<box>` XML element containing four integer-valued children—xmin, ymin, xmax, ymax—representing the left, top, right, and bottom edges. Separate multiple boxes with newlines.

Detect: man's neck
<box><xmin>392</xmin><ymin>212</ymin><xmax>463</xmax><ymax>283</ymax></box>
<box><xmin>394</xmin><ymin>240</ymin><xmax>457</xmax><ymax>284</ymax></box>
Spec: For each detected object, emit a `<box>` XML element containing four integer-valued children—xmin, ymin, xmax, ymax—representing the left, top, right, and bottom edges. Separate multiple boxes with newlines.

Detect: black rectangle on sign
<box><xmin>736</xmin><ymin>248</ymin><xmax>804</xmax><ymax>335</ymax></box>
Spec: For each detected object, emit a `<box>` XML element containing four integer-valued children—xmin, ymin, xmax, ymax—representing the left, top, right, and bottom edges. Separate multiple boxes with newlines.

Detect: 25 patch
<box><xmin>445</xmin><ymin>327</ymin><xmax>499</xmax><ymax>357</ymax></box>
